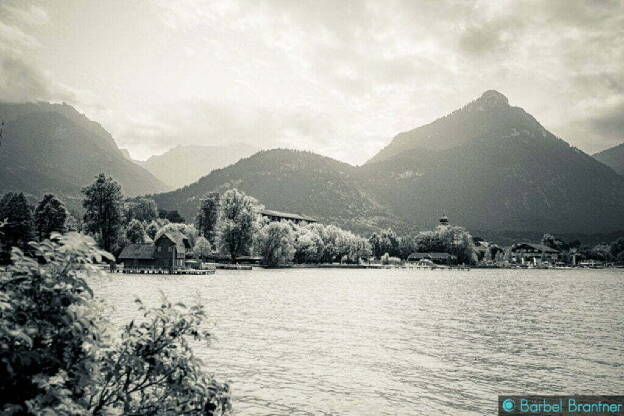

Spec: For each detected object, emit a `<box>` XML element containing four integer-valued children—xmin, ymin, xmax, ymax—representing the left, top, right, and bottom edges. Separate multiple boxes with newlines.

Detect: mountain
<box><xmin>360</xmin><ymin>90</ymin><xmax>624</xmax><ymax>233</ymax></box>
<box><xmin>150</xmin><ymin>149</ymin><xmax>406</xmax><ymax>235</ymax></box>
<box><xmin>0</xmin><ymin>102</ymin><xmax>169</xmax><ymax>209</ymax></box>
<box><xmin>593</xmin><ymin>143</ymin><xmax>624</xmax><ymax>176</ymax></box>
<box><xmin>138</xmin><ymin>143</ymin><xmax>258</xmax><ymax>188</ymax></box>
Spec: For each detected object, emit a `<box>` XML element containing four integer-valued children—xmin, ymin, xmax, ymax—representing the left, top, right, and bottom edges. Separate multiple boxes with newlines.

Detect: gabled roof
<box><xmin>156</xmin><ymin>231</ymin><xmax>191</xmax><ymax>251</ymax></box>
<box><xmin>261</xmin><ymin>209</ymin><xmax>317</xmax><ymax>223</ymax></box>
<box><xmin>119</xmin><ymin>243</ymin><xmax>156</xmax><ymax>259</ymax></box>
<box><xmin>512</xmin><ymin>243</ymin><xmax>559</xmax><ymax>253</ymax></box>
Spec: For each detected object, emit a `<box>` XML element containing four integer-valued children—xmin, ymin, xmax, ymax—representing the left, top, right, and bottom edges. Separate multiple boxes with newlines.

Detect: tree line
<box><xmin>0</xmin><ymin>175</ymin><xmax>373</xmax><ymax>267</ymax></box>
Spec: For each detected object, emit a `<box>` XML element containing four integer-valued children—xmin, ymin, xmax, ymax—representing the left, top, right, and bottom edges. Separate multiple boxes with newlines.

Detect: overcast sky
<box><xmin>0</xmin><ymin>0</ymin><xmax>622</xmax><ymax>164</ymax></box>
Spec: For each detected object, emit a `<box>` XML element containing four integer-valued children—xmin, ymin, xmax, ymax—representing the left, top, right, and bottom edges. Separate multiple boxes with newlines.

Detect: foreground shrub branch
<box><xmin>0</xmin><ymin>233</ymin><xmax>231</xmax><ymax>415</ymax></box>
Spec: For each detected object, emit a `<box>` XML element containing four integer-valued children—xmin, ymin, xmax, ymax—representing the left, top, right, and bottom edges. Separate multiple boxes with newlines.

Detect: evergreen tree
<box><xmin>0</xmin><ymin>192</ymin><xmax>35</xmax><ymax>262</ymax></box>
<box><xmin>82</xmin><ymin>174</ymin><xmax>124</xmax><ymax>253</ymax></box>
<box><xmin>197</xmin><ymin>193</ymin><xmax>220</xmax><ymax>244</ymax></box>
<box><xmin>34</xmin><ymin>194</ymin><xmax>68</xmax><ymax>240</ymax></box>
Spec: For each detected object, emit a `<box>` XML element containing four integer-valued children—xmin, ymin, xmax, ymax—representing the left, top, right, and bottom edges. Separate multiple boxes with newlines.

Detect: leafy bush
<box><xmin>88</xmin><ymin>299</ymin><xmax>231</xmax><ymax>415</ymax></box>
<box><xmin>0</xmin><ymin>233</ymin><xmax>231</xmax><ymax>415</ymax></box>
<box><xmin>380</xmin><ymin>253</ymin><xmax>401</xmax><ymax>265</ymax></box>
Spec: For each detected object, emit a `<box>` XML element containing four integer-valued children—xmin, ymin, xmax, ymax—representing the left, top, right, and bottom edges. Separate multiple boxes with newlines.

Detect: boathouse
<box><xmin>119</xmin><ymin>231</ymin><xmax>192</xmax><ymax>272</ymax></box>
<box><xmin>261</xmin><ymin>209</ymin><xmax>317</xmax><ymax>225</ymax></box>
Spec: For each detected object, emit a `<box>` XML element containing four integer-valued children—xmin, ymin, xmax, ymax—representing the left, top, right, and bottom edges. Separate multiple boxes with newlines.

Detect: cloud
<box><xmin>0</xmin><ymin>1</ymin><xmax>74</xmax><ymax>103</ymax></box>
<box><xmin>589</xmin><ymin>100</ymin><xmax>624</xmax><ymax>142</ymax></box>
<box><xmin>2</xmin><ymin>0</ymin><xmax>624</xmax><ymax>163</ymax></box>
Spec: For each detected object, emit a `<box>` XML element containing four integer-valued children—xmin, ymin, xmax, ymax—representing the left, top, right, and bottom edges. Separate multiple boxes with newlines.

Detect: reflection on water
<box><xmin>90</xmin><ymin>268</ymin><xmax>624</xmax><ymax>415</ymax></box>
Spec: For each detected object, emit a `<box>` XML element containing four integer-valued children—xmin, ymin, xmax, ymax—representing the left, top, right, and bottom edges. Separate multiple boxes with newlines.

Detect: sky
<box><xmin>0</xmin><ymin>0</ymin><xmax>623</xmax><ymax>165</ymax></box>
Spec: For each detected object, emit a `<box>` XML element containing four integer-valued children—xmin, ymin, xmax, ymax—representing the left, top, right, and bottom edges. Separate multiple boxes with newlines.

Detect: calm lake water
<box><xmin>91</xmin><ymin>268</ymin><xmax>624</xmax><ymax>415</ymax></box>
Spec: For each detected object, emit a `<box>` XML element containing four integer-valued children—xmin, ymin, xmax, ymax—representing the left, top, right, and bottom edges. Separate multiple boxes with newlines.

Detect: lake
<box><xmin>91</xmin><ymin>268</ymin><xmax>624</xmax><ymax>415</ymax></box>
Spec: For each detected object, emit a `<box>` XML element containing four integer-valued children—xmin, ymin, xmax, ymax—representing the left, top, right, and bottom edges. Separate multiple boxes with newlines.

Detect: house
<box><xmin>508</xmin><ymin>243</ymin><xmax>559</xmax><ymax>265</ymax></box>
<box><xmin>407</xmin><ymin>252</ymin><xmax>456</xmax><ymax>265</ymax></box>
<box><xmin>261</xmin><ymin>209</ymin><xmax>317</xmax><ymax>225</ymax></box>
<box><xmin>119</xmin><ymin>231</ymin><xmax>192</xmax><ymax>272</ymax></box>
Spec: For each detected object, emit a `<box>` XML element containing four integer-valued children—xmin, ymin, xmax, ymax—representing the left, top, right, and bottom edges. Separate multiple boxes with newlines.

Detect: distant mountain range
<box><xmin>0</xmin><ymin>102</ymin><xmax>168</xmax><ymax>210</ymax></box>
<box><xmin>593</xmin><ymin>143</ymin><xmax>624</xmax><ymax>176</ymax></box>
<box><xmin>152</xmin><ymin>90</ymin><xmax>624</xmax><ymax>234</ymax></box>
<box><xmin>4</xmin><ymin>92</ymin><xmax>624</xmax><ymax>235</ymax></box>
<box><xmin>136</xmin><ymin>143</ymin><xmax>258</xmax><ymax>188</ymax></box>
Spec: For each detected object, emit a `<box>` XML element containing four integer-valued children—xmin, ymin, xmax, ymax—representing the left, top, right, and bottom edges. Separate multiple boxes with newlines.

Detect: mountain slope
<box><xmin>360</xmin><ymin>90</ymin><xmax>624</xmax><ymax>233</ymax></box>
<box><xmin>593</xmin><ymin>143</ymin><xmax>624</xmax><ymax>176</ymax></box>
<box><xmin>150</xmin><ymin>149</ymin><xmax>405</xmax><ymax>234</ymax></box>
<box><xmin>0</xmin><ymin>102</ymin><xmax>169</xmax><ymax>206</ymax></box>
<box><xmin>138</xmin><ymin>143</ymin><xmax>258</xmax><ymax>188</ymax></box>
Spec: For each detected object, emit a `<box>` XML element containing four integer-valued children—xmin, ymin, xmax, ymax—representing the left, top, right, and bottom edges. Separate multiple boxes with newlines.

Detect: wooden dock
<box><xmin>216</xmin><ymin>264</ymin><xmax>253</xmax><ymax>270</ymax></box>
<box><xmin>121</xmin><ymin>266</ymin><xmax>216</xmax><ymax>275</ymax></box>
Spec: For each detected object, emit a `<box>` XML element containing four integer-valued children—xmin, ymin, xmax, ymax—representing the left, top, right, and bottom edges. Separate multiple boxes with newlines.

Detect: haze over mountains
<box><xmin>594</xmin><ymin>143</ymin><xmax>624</xmax><ymax>176</ymax></box>
<box><xmin>136</xmin><ymin>143</ymin><xmax>258</xmax><ymax>188</ymax></box>
<box><xmin>3</xmin><ymin>91</ymin><xmax>624</xmax><ymax>235</ymax></box>
<box><xmin>0</xmin><ymin>102</ymin><xmax>168</xmax><ymax>209</ymax></box>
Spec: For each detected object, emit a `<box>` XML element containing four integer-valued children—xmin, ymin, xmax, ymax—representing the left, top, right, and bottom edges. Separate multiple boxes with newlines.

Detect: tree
<box><xmin>256</xmin><ymin>221</ymin><xmax>295</xmax><ymax>266</ymax></box>
<box><xmin>379</xmin><ymin>229</ymin><xmax>400</xmax><ymax>258</ymax></box>
<box><xmin>125</xmin><ymin>219</ymin><xmax>146</xmax><ymax>244</ymax></box>
<box><xmin>369</xmin><ymin>233</ymin><xmax>382</xmax><ymax>258</ymax></box>
<box><xmin>125</xmin><ymin>198</ymin><xmax>158</xmax><ymax>223</ymax></box>
<box><xmin>610</xmin><ymin>237</ymin><xmax>624</xmax><ymax>258</ymax></box>
<box><xmin>435</xmin><ymin>225</ymin><xmax>476</xmax><ymax>265</ymax></box>
<box><xmin>159</xmin><ymin>209</ymin><xmax>185</xmax><ymax>223</ymax></box>
<box><xmin>293</xmin><ymin>225</ymin><xmax>324</xmax><ymax>264</ymax></box>
<box><xmin>193</xmin><ymin>236</ymin><xmax>212</xmax><ymax>260</ymax></box>
<box><xmin>197</xmin><ymin>193</ymin><xmax>220</xmax><ymax>244</ymax></box>
<box><xmin>541</xmin><ymin>233</ymin><xmax>569</xmax><ymax>252</ymax></box>
<box><xmin>216</xmin><ymin>189</ymin><xmax>262</xmax><ymax>263</ymax></box>
<box><xmin>34</xmin><ymin>194</ymin><xmax>68</xmax><ymax>240</ymax></box>
<box><xmin>82</xmin><ymin>174</ymin><xmax>125</xmax><ymax>253</ymax></box>
<box><xmin>145</xmin><ymin>220</ymin><xmax>159</xmax><ymax>240</ymax></box>
<box><xmin>398</xmin><ymin>235</ymin><xmax>417</xmax><ymax>260</ymax></box>
<box><xmin>591</xmin><ymin>243</ymin><xmax>612</xmax><ymax>261</ymax></box>
<box><xmin>0</xmin><ymin>192</ymin><xmax>35</xmax><ymax>262</ymax></box>
<box><xmin>346</xmin><ymin>235</ymin><xmax>372</xmax><ymax>263</ymax></box>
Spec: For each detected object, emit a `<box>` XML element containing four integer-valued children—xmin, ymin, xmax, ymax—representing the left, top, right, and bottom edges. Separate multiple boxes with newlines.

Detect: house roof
<box><xmin>261</xmin><ymin>209</ymin><xmax>317</xmax><ymax>223</ymax></box>
<box><xmin>513</xmin><ymin>243</ymin><xmax>559</xmax><ymax>253</ymax></box>
<box><xmin>408</xmin><ymin>252</ymin><xmax>456</xmax><ymax>260</ymax></box>
<box><xmin>119</xmin><ymin>243</ymin><xmax>156</xmax><ymax>260</ymax></box>
<box><xmin>156</xmin><ymin>231</ymin><xmax>191</xmax><ymax>251</ymax></box>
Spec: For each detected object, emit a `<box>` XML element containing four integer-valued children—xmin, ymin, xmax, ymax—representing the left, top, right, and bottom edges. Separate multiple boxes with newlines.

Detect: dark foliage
<box><xmin>0</xmin><ymin>192</ymin><xmax>35</xmax><ymax>263</ymax></box>
<box><xmin>34</xmin><ymin>194</ymin><xmax>68</xmax><ymax>240</ymax></box>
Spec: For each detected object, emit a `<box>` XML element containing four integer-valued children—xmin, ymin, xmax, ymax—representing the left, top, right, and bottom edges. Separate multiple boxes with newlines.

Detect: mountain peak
<box><xmin>476</xmin><ymin>90</ymin><xmax>509</xmax><ymax>108</ymax></box>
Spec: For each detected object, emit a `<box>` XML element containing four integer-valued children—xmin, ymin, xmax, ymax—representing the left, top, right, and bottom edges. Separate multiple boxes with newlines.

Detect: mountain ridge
<box><xmin>593</xmin><ymin>143</ymin><xmax>624</xmax><ymax>176</ymax></box>
<box><xmin>137</xmin><ymin>143</ymin><xmax>259</xmax><ymax>188</ymax></box>
<box><xmin>0</xmin><ymin>102</ymin><xmax>169</xmax><ymax>209</ymax></box>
